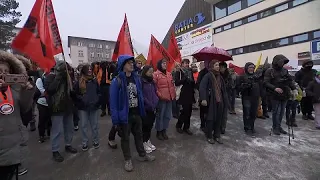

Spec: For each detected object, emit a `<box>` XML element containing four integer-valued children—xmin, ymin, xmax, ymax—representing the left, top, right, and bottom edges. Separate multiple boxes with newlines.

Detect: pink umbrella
<box><xmin>192</xmin><ymin>46</ymin><xmax>233</xmax><ymax>62</ymax></box>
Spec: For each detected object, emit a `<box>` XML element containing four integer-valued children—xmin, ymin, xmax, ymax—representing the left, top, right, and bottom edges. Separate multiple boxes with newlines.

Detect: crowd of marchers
<box><xmin>1</xmin><ymin>50</ymin><xmax>320</xmax><ymax>178</ymax></box>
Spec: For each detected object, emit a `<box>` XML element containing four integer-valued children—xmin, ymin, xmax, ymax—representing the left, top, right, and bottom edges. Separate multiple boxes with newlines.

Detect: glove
<box><xmin>292</xmin><ymin>90</ymin><xmax>298</xmax><ymax>98</ymax></box>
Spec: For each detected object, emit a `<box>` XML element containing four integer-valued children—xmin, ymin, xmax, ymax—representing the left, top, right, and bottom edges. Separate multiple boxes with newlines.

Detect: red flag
<box><xmin>147</xmin><ymin>35</ymin><xmax>175</xmax><ymax>72</ymax></box>
<box><xmin>229</xmin><ymin>63</ymin><xmax>244</xmax><ymax>75</ymax></box>
<box><xmin>12</xmin><ymin>0</ymin><xmax>62</xmax><ymax>72</ymax></box>
<box><xmin>112</xmin><ymin>14</ymin><xmax>134</xmax><ymax>61</ymax></box>
<box><xmin>167</xmin><ymin>28</ymin><xmax>182</xmax><ymax>63</ymax></box>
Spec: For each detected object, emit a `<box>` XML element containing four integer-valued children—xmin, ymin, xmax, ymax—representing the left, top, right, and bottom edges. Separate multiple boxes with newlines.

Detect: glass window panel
<box><xmin>248</xmin><ymin>45</ymin><xmax>259</xmax><ymax>52</ymax></box>
<box><xmin>277</xmin><ymin>38</ymin><xmax>289</xmax><ymax>46</ymax></box>
<box><xmin>293</xmin><ymin>33</ymin><xmax>308</xmax><ymax>43</ymax></box>
<box><xmin>261</xmin><ymin>9</ymin><xmax>272</xmax><ymax>18</ymax></box>
<box><xmin>247</xmin><ymin>0</ymin><xmax>263</xmax><ymax>7</ymax></box>
<box><xmin>247</xmin><ymin>15</ymin><xmax>258</xmax><ymax>22</ymax></box>
<box><xmin>228</xmin><ymin>0</ymin><xmax>242</xmax><ymax>15</ymax></box>
<box><xmin>275</xmin><ymin>3</ymin><xmax>288</xmax><ymax>13</ymax></box>
<box><xmin>227</xmin><ymin>50</ymin><xmax>232</xmax><ymax>55</ymax></box>
<box><xmin>215</xmin><ymin>27</ymin><xmax>222</xmax><ymax>33</ymax></box>
<box><xmin>233</xmin><ymin>20</ymin><xmax>243</xmax><ymax>27</ymax></box>
<box><xmin>235</xmin><ymin>48</ymin><xmax>243</xmax><ymax>54</ymax></box>
<box><xmin>214</xmin><ymin>1</ymin><xmax>227</xmax><ymax>20</ymax></box>
<box><xmin>313</xmin><ymin>30</ymin><xmax>320</xmax><ymax>39</ymax></box>
<box><xmin>293</xmin><ymin>0</ymin><xmax>308</xmax><ymax>6</ymax></box>
<box><xmin>224</xmin><ymin>24</ymin><xmax>232</xmax><ymax>30</ymax></box>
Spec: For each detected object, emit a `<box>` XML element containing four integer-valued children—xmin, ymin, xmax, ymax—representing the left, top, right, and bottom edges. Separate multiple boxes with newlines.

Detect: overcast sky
<box><xmin>16</xmin><ymin>0</ymin><xmax>184</xmax><ymax>53</ymax></box>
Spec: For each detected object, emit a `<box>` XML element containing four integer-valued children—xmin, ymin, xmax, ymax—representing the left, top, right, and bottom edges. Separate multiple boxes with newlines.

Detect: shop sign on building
<box><xmin>175</xmin><ymin>24</ymin><xmax>212</xmax><ymax>57</ymax></box>
<box><xmin>311</xmin><ymin>39</ymin><xmax>320</xmax><ymax>60</ymax></box>
<box><xmin>174</xmin><ymin>13</ymin><xmax>206</xmax><ymax>34</ymax></box>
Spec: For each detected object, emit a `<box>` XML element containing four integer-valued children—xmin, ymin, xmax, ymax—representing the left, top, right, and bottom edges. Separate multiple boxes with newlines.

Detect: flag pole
<box><xmin>60</xmin><ymin>50</ymin><xmax>73</xmax><ymax>91</ymax></box>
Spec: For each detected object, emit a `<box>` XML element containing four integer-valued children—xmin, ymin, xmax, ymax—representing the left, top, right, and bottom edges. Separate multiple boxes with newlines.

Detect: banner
<box><xmin>12</xmin><ymin>0</ymin><xmax>62</xmax><ymax>72</ymax></box>
<box><xmin>167</xmin><ymin>28</ymin><xmax>182</xmax><ymax>64</ymax></box>
<box><xmin>112</xmin><ymin>14</ymin><xmax>134</xmax><ymax>61</ymax></box>
<box><xmin>147</xmin><ymin>35</ymin><xmax>175</xmax><ymax>72</ymax></box>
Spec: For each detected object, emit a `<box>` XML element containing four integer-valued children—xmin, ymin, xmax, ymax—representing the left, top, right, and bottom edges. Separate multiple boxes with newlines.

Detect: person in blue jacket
<box><xmin>110</xmin><ymin>55</ymin><xmax>155</xmax><ymax>172</ymax></box>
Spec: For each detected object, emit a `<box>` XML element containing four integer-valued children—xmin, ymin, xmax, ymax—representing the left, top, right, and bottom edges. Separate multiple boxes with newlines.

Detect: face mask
<box><xmin>305</xmin><ymin>65</ymin><xmax>313</xmax><ymax>69</ymax></box>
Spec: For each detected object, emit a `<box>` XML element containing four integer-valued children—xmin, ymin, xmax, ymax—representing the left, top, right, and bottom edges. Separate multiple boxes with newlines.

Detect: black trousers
<box><xmin>37</xmin><ymin>104</ymin><xmax>52</xmax><ymax>137</ymax></box>
<box><xmin>176</xmin><ymin>104</ymin><xmax>193</xmax><ymax>130</ymax></box>
<box><xmin>301</xmin><ymin>96</ymin><xmax>313</xmax><ymax>115</ymax></box>
<box><xmin>120</xmin><ymin>113</ymin><xmax>146</xmax><ymax>161</ymax></box>
<box><xmin>200</xmin><ymin>104</ymin><xmax>208</xmax><ymax>128</ymax></box>
<box><xmin>286</xmin><ymin>100</ymin><xmax>298</xmax><ymax>121</ymax></box>
<box><xmin>73</xmin><ymin>106</ymin><xmax>80</xmax><ymax>127</ymax></box>
<box><xmin>100</xmin><ymin>84</ymin><xmax>110</xmax><ymax>113</ymax></box>
<box><xmin>207</xmin><ymin>102</ymin><xmax>223</xmax><ymax>139</ymax></box>
<box><xmin>0</xmin><ymin>164</ymin><xmax>19</xmax><ymax>180</ymax></box>
<box><xmin>242</xmin><ymin>98</ymin><xmax>259</xmax><ymax>131</ymax></box>
<box><xmin>261</xmin><ymin>95</ymin><xmax>268</xmax><ymax>115</ymax></box>
<box><xmin>142</xmin><ymin>110</ymin><xmax>156</xmax><ymax>142</ymax></box>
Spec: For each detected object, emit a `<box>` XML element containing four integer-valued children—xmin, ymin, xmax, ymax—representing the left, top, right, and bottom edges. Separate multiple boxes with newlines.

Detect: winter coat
<box><xmin>199</xmin><ymin>72</ymin><xmax>228</xmax><ymax>122</ymax></box>
<box><xmin>306</xmin><ymin>78</ymin><xmax>320</xmax><ymax>103</ymax></box>
<box><xmin>0</xmin><ymin>51</ymin><xmax>35</xmax><ymax>166</ymax></box>
<box><xmin>141</xmin><ymin>77</ymin><xmax>159</xmax><ymax>111</ymax></box>
<box><xmin>74</xmin><ymin>78</ymin><xmax>101</xmax><ymax>110</ymax></box>
<box><xmin>153</xmin><ymin>70</ymin><xmax>176</xmax><ymax>101</ymax></box>
<box><xmin>237</xmin><ymin>62</ymin><xmax>260</xmax><ymax>98</ymax></box>
<box><xmin>196</xmin><ymin>68</ymin><xmax>208</xmax><ymax>90</ymax></box>
<box><xmin>110</xmin><ymin>55</ymin><xmax>145</xmax><ymax>125</ymax></box>
<box><xmin>175</xmin><ymin>68</ymin><xmax>195</xmax><ymax>105</ymax></box>
<box><xmin>264</xmin><ymin>55</ymin><xmax>296</xmax><ymax>100</ymax></box>
<box><xmin>295</xmin><ymin>68</ymin><xmax>317</xmax><ymax>88</ymax></box>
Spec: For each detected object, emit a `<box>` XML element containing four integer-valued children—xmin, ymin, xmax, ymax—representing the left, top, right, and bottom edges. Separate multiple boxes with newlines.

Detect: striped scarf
<box><xmin>210</xmin><ymin>71</ymin><xmax>222</xmax><ymax>103</ymax></box>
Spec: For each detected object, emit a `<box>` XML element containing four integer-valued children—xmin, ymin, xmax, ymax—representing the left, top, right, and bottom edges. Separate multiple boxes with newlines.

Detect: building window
<box><xmin>261</xmin><ymin>9</ymin><xmax>272</xmax><ymax>18</ymax></box>
<box><xmin>277</xmin><ymin>38</ymin><xmax>289</xmax><ymax>46</ymax></box>
<box><xmin>106</xmin><ymin>45</ymin><xmax>109</xmax><ymax>49</ymax></box>
<box><xmin>293</xmin><ymin>33</ymin><xmax>308</xmax><ymax>43</ymax></box>
<box><xmin>233</xmin><ymin>20</ymin><xmax>242</xmax><ymax>27</ymax></box>
<box><xmin>228</xmin><ymin>0</ymin><xmax>242</xmax><ymax>15</ymax></box>
<box><xmin>247</xmin><ymin>15</ymin><xmax>258</xmax><ymax>22</ymax></box>
<box><xmin>293</xmin><ymin>0</ymin><xmax>308</xmax><ymax>6</ymax></box>
<box><xmin>214</xmin><ymin>1</ymin><xmax>227</xmax><ymax>20</ymax></box>
<box><xmin>313</xmin><ymin>30</ymin><xmax>320</xmax><ymax>39</ymax></box>
<box><xmin>235</xmin><ymin>48</ymin><xmax>243</xmax><ymax>54</ymax></box>
<box><xmin>215</xmin><ymin>27</ymin><xmax>222</xmax><ymax>33</ymax></box>
<box><xmin>78</xmin><ymin>50</ymin><xmax>83</xmax><ymax>57</ymax></box>
<box><xmin>227</xmin><ymin>50</ymin><xmax>232</xmax><ymax>55</ymax></box>
<box><xmin>106</xmin><ymin>54</ymin><xmax>110</xmax><ymax>58</ymax></box>
<box><xmin>98</xmin><ymin>44</ymin><xmax>102</xmax><ymax>49</ymax></box>
<box><xmin>89</xmin><ymin>43</ymin><xmax>95</xmax><ymax>48</ymax></box>
<box><xmin>247</xmin><ymin>0</ymin><xmax>263</xmax><ymax>7</ymax></box>
<box><xmin>90</xmin><ymin>52</ymin><xmax>94</xmax><ymax>58</ymax></box>
<box><xmin>275</xmin><ymin>3</ymin><xmax>288</xmax><ymax>13</ymax></box>
<box><xmin>248</xmin><ymin>45</ymin><xmax>259</xmax><ymax>52</ymax></box>
<box><xmin>224</xmin><ymin>24</ymin><xmax>232</xmax><ymax>30</ymax></box>
<box><xmin>77</xmin><ymin>42</ymin><xmax>83</xmax><ymax>46</ymax></box>
<box><xmin>97</xmin><ymin>53</ymin><xmax>102</xmax><ymax>57</ymax></box>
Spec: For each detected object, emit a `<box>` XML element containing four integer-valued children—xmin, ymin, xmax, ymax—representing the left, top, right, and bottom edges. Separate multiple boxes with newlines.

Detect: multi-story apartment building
<box><xmin>163</xmin><ymin>0</ymin><xmax>320</xmax><ymax>69</ymax></box>
<box><xmin>68</xmin><ymin>36</ymin><xmax>116</xmax><ymax>67</ymax></box>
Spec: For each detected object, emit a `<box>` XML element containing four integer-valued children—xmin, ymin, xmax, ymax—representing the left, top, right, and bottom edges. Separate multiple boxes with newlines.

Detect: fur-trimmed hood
<box><xmin>0</xmin><ymin>50</ymin><xmax>26</xmax><ymax>74</ymax></box>
<box><xmin>15</xmin><ymin>54</ymin><xmax>32</xmax><ymax>71</ymax></box>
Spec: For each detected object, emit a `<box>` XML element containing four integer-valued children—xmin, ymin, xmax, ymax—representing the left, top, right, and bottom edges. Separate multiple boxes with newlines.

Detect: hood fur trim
<box><xmin>15</xmin><ymin>54</ymin><xmax>32</xmax><ymax>71</ymax></box>
<box><xmin>0</xmin><ymin>50</ymin><xmax>26</xmax><ymax>74</ymax></box>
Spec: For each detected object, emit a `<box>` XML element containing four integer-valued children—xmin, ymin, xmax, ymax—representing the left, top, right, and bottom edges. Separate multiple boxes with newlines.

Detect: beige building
<box><xmin>206</xmin><ymin>0</ymin><xmax>320</xmax><ymax>68</ymax></box>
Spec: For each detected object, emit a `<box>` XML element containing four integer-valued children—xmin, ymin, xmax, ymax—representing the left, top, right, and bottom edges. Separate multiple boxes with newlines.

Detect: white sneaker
<box><xmin>143</xmin><ymin>142</ymin><xmax>152</xmax><ymax>153</ymax></box>
<box><xmin>147</xmin><ymin>140</ymin><xmax>156</xmax><ymax>151</ymax></box>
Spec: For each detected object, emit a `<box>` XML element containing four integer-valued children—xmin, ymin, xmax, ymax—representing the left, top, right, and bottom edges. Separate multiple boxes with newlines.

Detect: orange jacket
<box><xmin>153</xmin><ymin>70</ymin><xmax>176</xmax><ymax>101</ymax></box>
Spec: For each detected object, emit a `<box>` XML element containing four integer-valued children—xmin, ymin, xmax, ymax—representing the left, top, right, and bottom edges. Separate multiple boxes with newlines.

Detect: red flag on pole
<box><xmin>112</xmin><ymin>14</ymin><xmax>134</xmax><ymax>61</ymax></box>
<box><xmin>12</xmin><ymin>0</ymin><xmax>63</xmax><ymax>72</ymax></box>
<box><xmin>147</xmin><ymin>35</ymin><xmax>175</xmax><ymax>72</ymax></box>
<box><xmin>167</xmin><ymin>28</ymin><xmax>182</xmax><ymax>63</ymax></box>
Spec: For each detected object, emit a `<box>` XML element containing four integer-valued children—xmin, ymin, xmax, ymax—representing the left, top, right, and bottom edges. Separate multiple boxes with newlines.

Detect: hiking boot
<box><xmin>214</xmin><ymin>137</ymin><xmax>223</xmax><ymax>144</ymax></box>
<box><xmin>308</xmin><ymin>115</ymin><xmax>315</xmax><ymax>120</ymax></box>
<box><xmin>162</xmin><ymin>130</ymin><xmax>169</xmax><ymax>140</ymax></box>
<box><xmin>251</xmin><ymin>129</ymin><xmax>257</xmax><ymax>138</ymax></box>
<box><xmin>273</xmin><ymin>129</ymin><xmax>280</xmax><ymax>135</ymax></box>
<box><xmin>183</xmin><ymin>129</ymin><xmax>193</xmax><ymax>135</ymax></box>
<box><xmin>280</xmin><ymin>128</ymin><xmax>288</xmax><ymax>135</ymax></box>
<box><xmin>221</xmin><ymin>129</ymin><xmax>226</xmax><ymax>134</ymax></box>
<box><xmin>124</xmin><ymin>160</ymin><xmax>133</xmax><ymax>172</ymax></box>
<box><xmin>65</xmin><ymin>146</ymin><xmax>77</xmax><ymax>154</ymax></box>
<box><xmin>52</xmin><ymin>151</ymin><xmax>64</xmax><ymax>162</ymax></box>
<box><xmin>93</xmin><ymin>142</ymin><xmax>100</xmax><ymax>149</ymax></box>
<box><xmin>258</xmin><ymin>116</ymin><xmax>266</xmax><ymax>119</ymax></box>
<box><xmin>108</xmin><ymin>140</ymin><xmax>117</xmax><ymax>149</ymax></box>
<box><xmin>74</xmin><ymin>126</ymin><xmax>79</xmax><ymax>131</ymax></box>
<box><xmin>38</xmin><ymin>136</ymin><xmax>45</xmax><ymax>143</ymax></box>
<box><xmin>143</xmin><ymin>142</ymin><xmax>152</xmax><ymax>153</ymax></box>
<box><xmin>157</xmin><ymin>131</ymin><xmax>164</xmax><ymax>140</ymax></box>
<box><xmin>263</xmin><ymin>114</ymin><xmax>270</xmax><ymax>118</ymax></box>
<box><xmin>302</xmin><ymin>115</ymin><xmax>308</xmax><ymax>120</ymax></box>
<box><xmin>147</xmin><ymin>140</ymin><xmax>156</xmax><ymax>151</ymax></box>
<box><xmin>137</xmin><ymin>154</ymin><xmax>156</xmax><ymax>162</ymax></box>
<box><xmin>18</xmin><ymin>165</ymin><xmax>28</xmax><ymax>176</ymax></box>
<box><xmin>29</xmin><ymin>122</ymin><xmax>36</xmax><ymax>131</ymax></box>
<box><xmin>207</xmin><ymin>138</ymin><xmax>215</xmax><ymax>144</ymax></box>
<box><xmin>82</xmin><ymin>144</ymin><xmax>89</xmax><ymax>151</ymax></box>
<box><xmin>176</xmin><ymin>128</ymin><xmax>184</xmax><ymax>134</ymax></box>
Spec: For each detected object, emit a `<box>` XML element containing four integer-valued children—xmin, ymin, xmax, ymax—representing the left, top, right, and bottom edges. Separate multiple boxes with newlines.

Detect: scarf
<box><xmin>210</xmin><ymin>71</ymin><xmax>222</xmax><ymax>103</ymax></box>
<box><xmin>79</xmin><ymin>75</ymin><xmax>93</xmax><ymax>94</ymax></box>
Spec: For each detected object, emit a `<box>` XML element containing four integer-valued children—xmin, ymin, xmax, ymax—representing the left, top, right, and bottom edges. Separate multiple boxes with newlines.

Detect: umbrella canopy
<box><xmin>192</xmin><ymin>46</ymin><xmax>233</xmax><ymax>62</ymax></box>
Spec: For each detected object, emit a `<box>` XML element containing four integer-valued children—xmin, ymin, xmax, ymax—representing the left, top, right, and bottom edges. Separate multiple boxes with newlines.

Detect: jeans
<box><xmin>120</xmin><ymin>113</ymin><xmax>146</xmax><ymax>160</ymax></box>
<box><xmin>271</xmin><ymin>99</ymin><xmax>287</xmax><ymax>130</ymax></box>
<box><xmin>79</xmin><ymin>109</ymin><xmax>99</xmax><ymax>145</ymax></box>
<box><xmin>228</xmin><ymin>88</ymin><xmax>236</xmax><ymax>111</ymax></box>
<box><xmin>37</xmin><ymin>104</ymin><xmax>51</xmax><ymax>137</ymax></box>
<box><xmin>176</xmin><ymin>104</ymin><xmax>193</xmax><ymax>130</ymax></box>
<box><xmin>155</xmin><ymin>100</ymin><xmax>172</xmax><ymax>131</ymax></box>
<box><xmin>51</xmin><ymin>112</ymin><xmax>74</xmax><ymax>152</ymax></box>
<box><xmin>261</xmin><ymin>95</ymin><xmax>269</xmax><ymax>115</ymax></box>
<box><xmin>73</xmin><ymin>107</ymin><xmax>80</xmax><ymax>127</ymax></box>
<box><xmin>301</xmin><ymin>96</ymin><xmax>313</xmax><ymax>116</ymax></box>
<box><xmin>242</xmin><ymin>97</ymin><xmax>259</xmax><ymax>131</ymax></box>
<box><xmin>286</xmin><ymin>100</ymin><xmax>298</xmax><ymax>121</ymax></box>
<box><xmin>100</xmin><ymin>84</ymin><xmax>110</xmax><ymax>113</ymax></box>
<box><xmin>142</xmin><ymin>110</ymin><xmax>156</xmax><ymax>142</ymax></box>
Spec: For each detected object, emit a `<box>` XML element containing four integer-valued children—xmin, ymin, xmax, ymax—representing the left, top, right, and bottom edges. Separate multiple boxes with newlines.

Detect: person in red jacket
<box><xmin>153</xmin><ymin>59</ymin><xmax>176</xmax><ymax>140</ymax></box>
